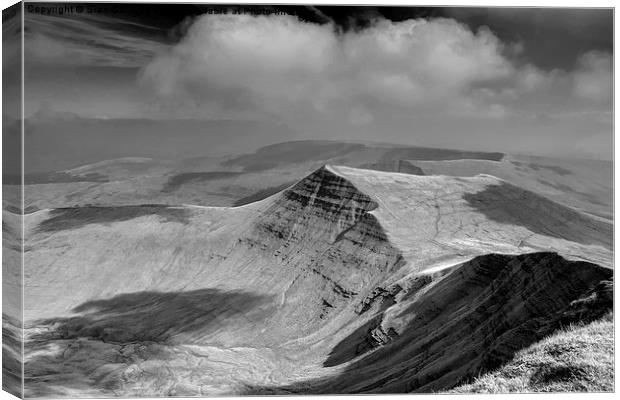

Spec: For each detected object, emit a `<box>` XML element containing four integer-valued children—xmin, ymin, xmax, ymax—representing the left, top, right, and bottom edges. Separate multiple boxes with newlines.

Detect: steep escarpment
<box><xmin>250</xmin><ymin>252</ymin><xmax>612</xmax><ymax>394</ymax></box>
<box><xmin>238</xmin><ymin>166</ymin><xmax>406</xmax><ymax>336</ymax></box>
<box><xmin>257</xmin><ymin>165</ymin><xmax>381</xmax><ymax>244</ymax></box>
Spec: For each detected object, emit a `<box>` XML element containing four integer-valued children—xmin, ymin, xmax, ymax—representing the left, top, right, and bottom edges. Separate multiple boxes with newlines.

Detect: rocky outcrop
<box><xmin>355</xmin><ymin>284</ymin><xmax>403</xmax><ymax>315</ymax></box>
<box><xmin>365</xmin><ymin>324</ymin><xmax>399</xmax><ymax>350</ymax></box>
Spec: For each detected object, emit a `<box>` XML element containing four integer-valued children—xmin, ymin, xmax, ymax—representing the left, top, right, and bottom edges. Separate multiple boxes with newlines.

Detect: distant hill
<box><xmin>19</xmin><ymin>115</ymin><xmax>298</xmax><ymax>174</ymax></box>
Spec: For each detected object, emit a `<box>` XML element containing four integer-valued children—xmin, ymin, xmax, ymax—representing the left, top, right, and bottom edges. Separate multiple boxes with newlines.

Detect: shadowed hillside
<box><xmin>242</xmin><ymin>253</ymin><xmax>612</xmax><ymax>394</ymax></box>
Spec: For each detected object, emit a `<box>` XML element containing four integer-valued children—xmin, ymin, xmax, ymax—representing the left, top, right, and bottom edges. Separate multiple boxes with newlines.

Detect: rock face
<box><xmin>13</xmin><ymin>165</ymin><xmax>614</xmax><ymax>397</ymax></box>
<box><xmin>355</xmin><ymin>284</ymin><xmax>403</xmax><ymax>315</ymax></box>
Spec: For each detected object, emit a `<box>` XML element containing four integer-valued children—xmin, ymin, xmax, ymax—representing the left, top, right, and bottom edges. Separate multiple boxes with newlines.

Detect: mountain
<box><xmin>12</xmin><ymin>140</ymin><xmax>612</xmax><ymax>225</ymax></box>
<box><xmin>10</xmin><ymin>165</ymin><xmax>612</xmax><ymax>396</ymax></box>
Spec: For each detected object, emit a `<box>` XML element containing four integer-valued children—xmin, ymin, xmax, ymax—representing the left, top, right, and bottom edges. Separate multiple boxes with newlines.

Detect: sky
<box><xmin>14</xmin><ymin>3</ymin><xmax>614</xmax><ymax>160</ymax></box>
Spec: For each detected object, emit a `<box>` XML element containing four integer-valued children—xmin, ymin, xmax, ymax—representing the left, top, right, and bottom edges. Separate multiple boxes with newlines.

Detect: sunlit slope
<box><xmin>329</xmin><ymin>166</ymin><xmax>611</xmax><ymax>268</ymax></box>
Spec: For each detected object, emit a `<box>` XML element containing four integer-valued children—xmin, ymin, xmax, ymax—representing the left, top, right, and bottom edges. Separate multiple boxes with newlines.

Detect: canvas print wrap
<box><xmin>1</xmin><ymin>2</ymin><xmax>614</xmax><ymax>397</ymax></box>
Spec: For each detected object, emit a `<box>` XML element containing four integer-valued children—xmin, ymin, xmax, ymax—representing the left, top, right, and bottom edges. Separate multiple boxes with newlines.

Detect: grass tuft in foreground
<box><xmin>451</xmin><ymin>312</ymin><xmax>614</xmax><ymax>393</ymax></box>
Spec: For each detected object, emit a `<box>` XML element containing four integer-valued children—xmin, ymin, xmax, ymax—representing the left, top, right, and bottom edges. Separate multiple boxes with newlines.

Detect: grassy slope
<box><xmin>451</xmin><ymin>312</ymin><xmax>614</xmax><ymax>393</ymax></box>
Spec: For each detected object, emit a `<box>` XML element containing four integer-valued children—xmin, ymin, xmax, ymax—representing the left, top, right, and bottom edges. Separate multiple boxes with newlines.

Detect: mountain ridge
<box><xmin>5</xmin><ymin>164</ymin><xmax>614</xmax><ymax>396</ymax></box>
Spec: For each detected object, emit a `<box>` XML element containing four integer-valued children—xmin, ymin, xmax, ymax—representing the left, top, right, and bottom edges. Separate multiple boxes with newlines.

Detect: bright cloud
<box><xmin>140</xmin><ymin>14</ymin><xmax>611</xmax><ymax>129</ymax></box>
<box><xmin>140</xmin><ymin>16</ymin><xmax>514</xmax><ymax>119</ymax></box>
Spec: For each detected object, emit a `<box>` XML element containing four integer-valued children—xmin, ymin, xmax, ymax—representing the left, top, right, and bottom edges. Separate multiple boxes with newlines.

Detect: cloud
<box><xmin>25</xmin><ymin>13</ymin><xmax>166</xmax><ymax>67</ymax></box>
<box><xmin>139</xmin><ymin>14</ymin><xmax>338</xmax><ymax>120</ymax></box>
<box><xmin>140</xmin><ymin>14</ymin><xmax>611</xmax><ymax>126</ymax></box>
<box><xmin>140</xmin><ymin>15</ymin><xmax>518</xmax><ymax>124</ymax></box>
